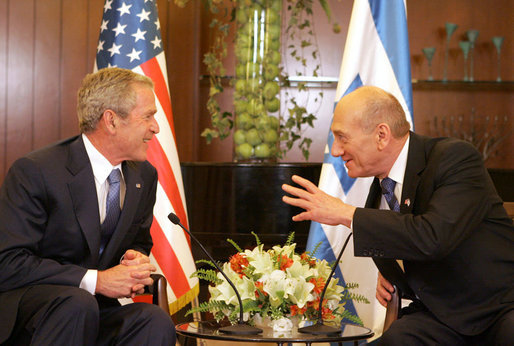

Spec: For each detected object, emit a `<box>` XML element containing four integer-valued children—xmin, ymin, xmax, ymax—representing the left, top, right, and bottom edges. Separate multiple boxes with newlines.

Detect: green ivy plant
<box><xmin>175</xmin><ymin>0</ymin><xmax>339</xmax><ymax>161</ymax></box>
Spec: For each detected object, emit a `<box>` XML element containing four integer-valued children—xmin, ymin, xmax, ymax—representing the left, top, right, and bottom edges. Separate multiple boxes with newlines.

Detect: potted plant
<box><xmin>175</xmin><ymin>0</ymin><xmax>340</xmax><ymax>161</ymax></box>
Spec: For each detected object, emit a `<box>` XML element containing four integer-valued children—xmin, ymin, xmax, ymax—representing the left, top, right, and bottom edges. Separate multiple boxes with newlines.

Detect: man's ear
<box><xmin>102</xmin><ymin>110</ymin><xmax>117</xmax><ymax>134</ymax></box>
<box><xmin>376</xmin><ymin>123</ymin><xmax>391</xmax><ymax>150</ymax></box>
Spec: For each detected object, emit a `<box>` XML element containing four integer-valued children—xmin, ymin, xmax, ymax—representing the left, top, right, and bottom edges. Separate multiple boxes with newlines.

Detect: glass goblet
<box><xmin>422</xmin><ymin>47</ymin><xmax>436</xmax><ymax>81</ymax></box>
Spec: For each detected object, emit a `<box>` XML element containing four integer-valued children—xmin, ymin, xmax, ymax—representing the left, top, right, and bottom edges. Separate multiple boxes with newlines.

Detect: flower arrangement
<box><xmin>187</xmin><ymin>233</ymin><xmax>369</xmax><ymax>330</ymax></box>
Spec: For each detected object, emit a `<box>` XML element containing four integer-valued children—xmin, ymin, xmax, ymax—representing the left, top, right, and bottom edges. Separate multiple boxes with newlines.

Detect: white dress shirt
<box><xmin>379</xmin><ymin>135</ymin><xmax>410</xmax><ymax>210</ymax></box>
<box><xmin>79</xmin><ymin>134</ymin><xmax>126</xmax><ymax>294</ymax></box>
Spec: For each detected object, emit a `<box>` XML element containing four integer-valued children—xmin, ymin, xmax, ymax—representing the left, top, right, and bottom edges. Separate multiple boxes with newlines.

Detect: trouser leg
<box><xmin>6</xmin><ymin>285</ymin><xmax>99</xmax><ymax>346</ymax></box>
<box><xmin>97</xmin><ymin>302</ymin><xmax>176</xmax><ymax>346</ymax></box>
<box><xmin>379</xmin><ymin>309</ymin><xmax>466</xmax><ymax>346</ymax></box>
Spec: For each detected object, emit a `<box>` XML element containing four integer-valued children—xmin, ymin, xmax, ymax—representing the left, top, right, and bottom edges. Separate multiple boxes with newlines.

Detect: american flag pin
<box><xmin>136</xmin><ymin>183</ymin><xmax>141</xmax><ymax>189</ymax></box>
<box><xmin>404</xmin><ymin>198</ymin><xmax>410</xmax><ymax>206</ymax></box>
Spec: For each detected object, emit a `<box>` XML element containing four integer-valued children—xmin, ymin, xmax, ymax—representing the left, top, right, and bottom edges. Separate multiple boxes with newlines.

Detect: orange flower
<box><xmin>309</xmin><ymin>277</ymin><xmax>325</xmax><ymax>295</ymax></box>
<box><xmin>322</xmin><ymin>305</ymin><xmax>335</xmax><ymax>320</ymax></box>
<box><xmin>290</xmin><ymin>304</ymin><xmax>307</xmax><ymax>316</ymax></box>
<box><xmin>300</xmin><ymin>252</ymin><xmax>317</xmax><ymax>267</ymax></box>
<box><xmin>255</xmin><ymin>281</ymin><xmax>267</xmax><ymax>298</ymax></box>
<box><xmin>279</xmin><ymin>254</ymin><xmax>294</xmax><ymax>271</ymax></box>
<box><xmin>229</xmin><ymin>253</ymin><xmax>249</xmax><ymax>275</ymax></box>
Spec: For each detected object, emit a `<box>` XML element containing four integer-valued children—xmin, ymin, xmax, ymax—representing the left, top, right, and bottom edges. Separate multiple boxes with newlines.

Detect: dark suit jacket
<box><xmin>353</xmin><ymin>132</ymin><xmax>514</xmax><ymax>336</ymax></box>
<box><xmin>0</xmin><ymin>135</ymin><xmax>158</xmax><ymax>342</ymax></box>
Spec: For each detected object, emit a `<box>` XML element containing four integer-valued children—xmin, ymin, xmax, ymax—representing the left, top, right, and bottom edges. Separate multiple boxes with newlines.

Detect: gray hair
<box><xmin>77</xmin><ymin>67</ymin><xmax>154</xmax><ymax>133</ymax></box>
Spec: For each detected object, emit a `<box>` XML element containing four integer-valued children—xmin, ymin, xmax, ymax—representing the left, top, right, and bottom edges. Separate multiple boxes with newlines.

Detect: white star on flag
<box><xmin>100</xmin><ymin>20</ymin><xmax>109</xmax><ymax>32</ymax></box>
<box><xmin>117</xmin><ymin>2</ymin><xmax>132</xmax><ymax>17</ymax></box>
<box><xmin>137</xmin><ymin>9</ymin><xmax>151</xmax><ymax>22</ymax></box>
<box><xmin>107</xmin><ymin>43</ymin><xmax>122</xmax><ymax>57</ymax></box>
<box><xmin>151</xmin><ymin>36</ymin><xmax>161</xmax><ymax>49</ymax></box>
<box><xmin>97</xmin><ymin>40</ymin><xmax>105</xmax><ymax>53</ymax></box>
<box><xmin>104</xmin><ymin>0</ymin><xmax>113</xmax><ymax>13</ymax></box>
<box><xmin>126</xmin><ymin>48</ymin><xmax>142</xmax><ymax>62</ymax></box>
<box><xmin>154</xmin><ymin>19</ymin><xmax>160</xmax><ymax>30</ymax></box>
<box><xmin>132</xmin><ymin>28</ymin><xmax>146</xmax><ymax>42</ymax></box>
<box><xmin>112</xmin><ymin>22</ymin><xmax>127</xmax><ymax>37</ymax></box>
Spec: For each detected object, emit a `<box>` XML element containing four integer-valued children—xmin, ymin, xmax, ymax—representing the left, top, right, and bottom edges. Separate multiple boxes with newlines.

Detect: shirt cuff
<box><xmin>80</xmin><ymin>269</ymin><xmax>98</xmax><ymax>295</ymax></box>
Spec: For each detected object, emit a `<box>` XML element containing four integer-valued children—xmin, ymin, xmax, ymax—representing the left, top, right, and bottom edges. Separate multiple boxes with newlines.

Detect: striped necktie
<box><xmin>381</xmin><ymin>177</ymin><xmax>400</xmax><ymax>212</ymax></box>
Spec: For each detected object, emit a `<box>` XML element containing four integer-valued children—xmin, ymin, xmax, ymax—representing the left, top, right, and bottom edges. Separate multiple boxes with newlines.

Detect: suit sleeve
<box><xmin>353</xmin><ymin>140</ymin><xmax>498</xmax><ymax>261</ymax></box>
<box><xmin>0</xmin><ymin>158</ymin><xmax>87</xmax><ymax>292</ymax></box>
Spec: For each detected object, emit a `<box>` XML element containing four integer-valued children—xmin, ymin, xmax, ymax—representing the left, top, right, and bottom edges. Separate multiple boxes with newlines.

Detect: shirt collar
<box><xmin>82</xmin><ymin>133</ymin><xmax>122</xmax><ymax>184</ymax></box>
<box><xmin>387</xmin><ymin>135</ymin><xmax>410</xmax><ymax>185</ymax></box>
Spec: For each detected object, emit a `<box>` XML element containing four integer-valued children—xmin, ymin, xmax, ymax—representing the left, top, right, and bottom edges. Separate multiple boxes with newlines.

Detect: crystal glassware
<box><xmin>466</xmin><ymin>30</ymin><xmax>479</xmax><ymax>82</ymax></box>
<box><xmin>443</xmin><ymin>22</ymin><xmax>458</xmax><ymax>82</ymax></box>
<box><xmin>459</xmin><ymin>41</ymin><xmax>471</xmax><ymax>81</ymax></box>
<box><xmin>492</xmin><ymin>36</ymin><xmax>504</xmax><ymax>82</ymax></box>
<box><xmin>422</xmin><ymin>47</ymin><xmax>436</xmax><ymax>81</ymax></box>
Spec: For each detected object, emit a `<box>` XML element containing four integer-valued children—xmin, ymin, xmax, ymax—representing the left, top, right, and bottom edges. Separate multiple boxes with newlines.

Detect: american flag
<box><xmin>95</xmin><ymin>0</ymin><xmax>198</xmax><ymax>314</ymax></box>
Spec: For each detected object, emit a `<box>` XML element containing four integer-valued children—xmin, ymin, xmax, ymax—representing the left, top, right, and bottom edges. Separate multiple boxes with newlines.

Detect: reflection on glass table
<box><xmin>177</xmin><ymin>320</ymin><xmax>374</xmax><ymax>346</ymax></box>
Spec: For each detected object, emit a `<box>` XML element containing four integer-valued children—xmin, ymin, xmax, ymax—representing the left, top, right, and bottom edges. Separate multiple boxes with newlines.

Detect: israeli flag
<box><xmin>306</xmin><ymin>0</ymin><xmax>414</xmax><ymax>340</ymax></box>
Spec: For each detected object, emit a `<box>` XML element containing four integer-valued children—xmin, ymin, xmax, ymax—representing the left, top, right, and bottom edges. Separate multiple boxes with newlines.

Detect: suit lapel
<box><xmin>99</xmin><ymin>161</ymin><xmax>143</xmax><ymax>267</ymax></box>
<box><xmin>66</xmin><ymin>136</ymin><xmax>101</xmax><ymax>266</ymax></box>
<box><xmin>365</xmin><ymin>177</ymin><xmax>382</xmax><ymax>209</ymax></box>
<box><xmin>400</xmin><ymin>132</ymin><xmax>426</xmax><ymax>214</ymax></box>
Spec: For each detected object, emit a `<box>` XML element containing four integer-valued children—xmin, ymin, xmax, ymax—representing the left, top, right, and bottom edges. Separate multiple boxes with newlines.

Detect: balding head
<box><xmin>337</xmin><ymin>86</ymin><xmax>410</xmax><ymax>138</ymax></box>
<box><xmin>330</xmin><ymin>86</ymin><xmax>410</xmax><ymax>178</ymax></box>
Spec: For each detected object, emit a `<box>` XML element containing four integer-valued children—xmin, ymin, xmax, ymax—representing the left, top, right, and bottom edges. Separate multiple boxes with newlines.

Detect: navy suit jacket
<box><xmin>0</xmin><ymin>135</ymin><xmax>158</xmax><ymax>342</ymax></box>
<box><xmin>353</xmin><ymin>132</ymin><xmax>514</xmax><ymax>335</ymax></box>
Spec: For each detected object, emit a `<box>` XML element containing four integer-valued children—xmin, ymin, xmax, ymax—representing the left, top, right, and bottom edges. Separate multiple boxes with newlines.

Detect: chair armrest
<box><xmin>150</xmin><ymin>274</ymin><xmax>170</xmax><ymax>314</ymax></box>
<box><xmin>383</xmin><ymin>285</ymin><xmax>401</xmax><ymax>333</ymax></box>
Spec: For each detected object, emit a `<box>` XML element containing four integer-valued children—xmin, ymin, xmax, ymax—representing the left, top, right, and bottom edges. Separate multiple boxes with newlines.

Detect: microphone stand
<box><xmin>298</xmin><ymin>232</ymin><xmax>353</xmax><ymax>335</ymax></box>
<box><xmin>168</xmin><ymin>213</ymin><xmax>262</xmax><ymax>335</ymax></box>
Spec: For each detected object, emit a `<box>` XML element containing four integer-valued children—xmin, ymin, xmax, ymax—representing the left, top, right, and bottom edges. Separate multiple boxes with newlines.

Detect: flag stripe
<box><xmin>140</xmin><ymin>57</ymin><xmax>176</xmax><ymax>140</ymax></box>
<box><xmin>147</xmin><ymin>139</ymin><xmax>189</xmax><ymax>232</ymax></box>
<box><xmin>150</xmin><ymin>218</ymin><xmax>191</xmax><ymax>297</ymax></box>
<box><xmin>368</xmin><ymin>0</ymin><xmax>413</xmax><ymax>119</ymax></box>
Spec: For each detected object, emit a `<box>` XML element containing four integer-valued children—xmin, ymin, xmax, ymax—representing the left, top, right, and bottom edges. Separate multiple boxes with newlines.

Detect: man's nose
<box><xmin>151</xmin><ymin>117</ymin><xmax>160</xmax><ymax>134</ymax></box>
<box><xmin>331</xmin><ymin>142</ymin><xmax>343</xmax><ymax>157</ymax></box>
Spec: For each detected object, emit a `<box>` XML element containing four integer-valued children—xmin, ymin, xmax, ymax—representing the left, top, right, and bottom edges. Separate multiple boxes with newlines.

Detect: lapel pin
<box><xmin>136</xmin><ymin>183</ymin><xmax>141</xmax><ymax>189</ymax></box>
<box><xmin>404</xmin><ymin>198</ymin><xmax>410</xmax><ymax>206</ymax></box>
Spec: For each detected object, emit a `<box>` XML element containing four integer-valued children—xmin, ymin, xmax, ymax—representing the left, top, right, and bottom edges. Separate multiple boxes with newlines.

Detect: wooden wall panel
<box><xmin>165</xmin><ymin>0</ymin><xmax>200</xmax><ymax>162</ymax></box>
<box><xmin>34</xmin><ymin>0</ymin><xmax>61</xmax><ymax>149</ymax></box>
<box><xmin>6</xmin><ymin>0</ymin><xmax>35</xmax><ymax>169</ymax></box>
<box><xmin>0</xmin><ymin>0</ymin><xmax>7</xmax><ymax>182</ymax></box>
<box><xmin>60</xmin><ymin>0</ymin><xmax>89</xmax><ymax>138</ymax></box>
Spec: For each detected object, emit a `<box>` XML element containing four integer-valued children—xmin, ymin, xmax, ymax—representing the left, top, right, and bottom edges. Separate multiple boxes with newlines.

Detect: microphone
<box><xmin>167</xmin><ymin>213</ymin><xmax>262</xmax><ymax>335</ymax></box>
<box><xmin>298</xmin><ymin>232</ymin><xmax>353</xmax><ymax>335</ymax></box>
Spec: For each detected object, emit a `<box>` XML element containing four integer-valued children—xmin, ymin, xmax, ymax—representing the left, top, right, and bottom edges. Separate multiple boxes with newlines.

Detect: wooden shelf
<box><xmin>412</xmin><ymin>80</ymin><xmax>514</xmax><ymax>91</ymax></box>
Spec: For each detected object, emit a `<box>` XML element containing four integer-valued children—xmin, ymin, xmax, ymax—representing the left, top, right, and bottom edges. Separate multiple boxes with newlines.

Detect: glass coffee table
<box><xmin>177</xmin><ymin>320</ymin><xmax>374</xmax><ymax>346</ymax></box>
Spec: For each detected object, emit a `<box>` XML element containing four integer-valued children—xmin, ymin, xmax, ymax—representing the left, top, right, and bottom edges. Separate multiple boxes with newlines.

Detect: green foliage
<box><xmin>226</xmin><ymin>238</ymin><xmax>243</xmax><ymax>253</ymax></box>
<box><xmin>306</xmin><ymin>241</ymin><xmax>322</xmax><ymax>257</ymax></box>
<box><xmin>285</xmin><ymin>231</ymin><xmax>295</xmax><ymax>246</ymax></box>
<box><xmin>251</xmin><ymin>231</ymin><xmax>262</xmax><ymax>247</ymax></box>
<box><xmin>190</xmin><ymin>268</ymin><xmax>223</xmax><ymax>285</ymax></box>
<box><xmin>175</xmin><ymin>0</ymin><xmax>338</xmax><ymax>161</ymax></box>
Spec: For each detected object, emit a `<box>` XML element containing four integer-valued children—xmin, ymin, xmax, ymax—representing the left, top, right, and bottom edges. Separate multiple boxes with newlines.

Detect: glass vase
<box><xmin>233</xmin><ymin>0</ymin><xmax>282</xmax><ymax>162</ymax></box>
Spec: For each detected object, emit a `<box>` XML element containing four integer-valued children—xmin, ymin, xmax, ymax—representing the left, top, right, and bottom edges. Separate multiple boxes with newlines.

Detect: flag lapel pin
<box><xmin>404</xmin><ymin>198</ymin><xmax>410</xmax><ymax>207</ymax></box>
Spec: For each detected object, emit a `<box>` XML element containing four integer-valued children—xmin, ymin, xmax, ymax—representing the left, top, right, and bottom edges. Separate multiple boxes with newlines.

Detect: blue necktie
<box><xmin>381</xmin><ymin>177</ymin><xmax>400</xmax><ymax>212</ymax></box>
<box><xmin>100</xmin><ymin>168</ymin><xmax>121</xmax><ymax>255</ymax></box>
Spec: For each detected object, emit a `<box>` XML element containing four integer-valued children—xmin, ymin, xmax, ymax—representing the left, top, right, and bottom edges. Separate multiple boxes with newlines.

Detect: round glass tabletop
<box><xmin>176</xmin><ymin>320</ymin><xmax>374</xmax><ymax>344</ymax></box>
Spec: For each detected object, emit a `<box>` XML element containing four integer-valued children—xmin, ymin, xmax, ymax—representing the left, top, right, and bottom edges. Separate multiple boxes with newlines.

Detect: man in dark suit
<box><xmin>0</xmin><ymin>68</ymin><xmax>175</xmax><ymax>345</ymax></box>
<box><xmin>282</xmin><ymin>86</ymin><xmax>514</xmax><ymax>345</ymax></box>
